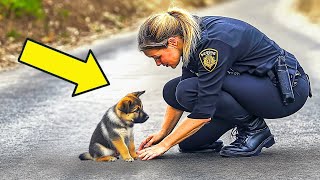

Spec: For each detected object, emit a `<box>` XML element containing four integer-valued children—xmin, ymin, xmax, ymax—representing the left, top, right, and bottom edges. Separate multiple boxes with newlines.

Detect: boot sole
<box><xmin>220</xmin><ymin>135</ymin><xmax>275</xmax><ymax>157</ymax></box>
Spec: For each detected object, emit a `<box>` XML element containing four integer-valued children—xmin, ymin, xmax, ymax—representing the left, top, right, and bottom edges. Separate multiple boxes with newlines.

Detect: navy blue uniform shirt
<box><xmin>183</xmin><ymin>16</ymin><xmax>284</xmax><ymax>119</ymax></box>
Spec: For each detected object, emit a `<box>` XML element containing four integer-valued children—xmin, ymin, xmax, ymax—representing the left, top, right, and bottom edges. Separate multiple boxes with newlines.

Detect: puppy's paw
<box><xmin>95</xmin><ymin>156</ymin><xmax>118</xmax><ymax>162</ymax></box>
<box><xmin>109</xmin><ymin>157</ymin><xmax>118</xmax><ymax>162</ymax></box>
<box><xmin>124</xmin><ymin>157</ymin><xmax>135</xmax><ymax>162</ymax></box>
<box><xmin>131</xmin><ymin>153</ymin><xmax>138</xmax><ymax>160</ymax></box>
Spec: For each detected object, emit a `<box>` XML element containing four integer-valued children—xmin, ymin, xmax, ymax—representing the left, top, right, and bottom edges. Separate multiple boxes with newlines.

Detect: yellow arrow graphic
<box><xmin>18</xmin><ymin>38</ymin><xmax>110</xmax><ymax>97</ymax></box>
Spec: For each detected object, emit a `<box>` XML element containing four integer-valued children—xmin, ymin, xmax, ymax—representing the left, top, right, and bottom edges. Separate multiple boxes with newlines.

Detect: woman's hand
<box><xmin>136</xmin><ymin>142</ymin><xmax>169</xmax><ymax>160</ymax></box>
<box><xmin>137</xmin><ymin>118</ymin><xmax>210</xmax><ymax>160</ymax></box>
<box><xmin>138</xmin><ymin>131</ymin><xmax>167</xmax><ymax>151</ymax></box>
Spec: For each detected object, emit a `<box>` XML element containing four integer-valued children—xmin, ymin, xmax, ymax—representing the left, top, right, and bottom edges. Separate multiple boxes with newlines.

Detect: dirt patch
<box><xmin>295</xmin><ymin>0</ymin><xmax>320</xmax><ymax>23</ymax></box>
<box><xmin>0</xmin><ymin>0</ymin><xmax>226</xmax><ymax>72</ymax></box>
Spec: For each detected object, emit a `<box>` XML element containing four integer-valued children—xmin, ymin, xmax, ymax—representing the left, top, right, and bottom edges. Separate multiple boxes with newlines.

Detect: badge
<box><xmin>199</xmin><ymin>48</ymin><xmax>218</xmax><ymax>72</ymax></box>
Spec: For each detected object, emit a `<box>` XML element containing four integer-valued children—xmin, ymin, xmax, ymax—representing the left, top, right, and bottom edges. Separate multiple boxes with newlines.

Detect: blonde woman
<box><xmin>136</xmin><ymin>7</ymin><xmax>311</xmax><ymax>160</ymax></box>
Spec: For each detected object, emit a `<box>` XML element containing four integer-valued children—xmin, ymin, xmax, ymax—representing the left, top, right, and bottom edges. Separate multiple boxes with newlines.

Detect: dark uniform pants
<box><xmin>163</xmin><ymin>73</ymin><xmax>310</xmax><ymax>150</ymax></box>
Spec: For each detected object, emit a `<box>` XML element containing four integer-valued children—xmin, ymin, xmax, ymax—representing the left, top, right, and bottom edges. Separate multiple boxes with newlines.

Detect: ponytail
<box><xmin>138</xmin><ymin>7</ymin><xmax>201</xmax><ymax>66</ymax></box>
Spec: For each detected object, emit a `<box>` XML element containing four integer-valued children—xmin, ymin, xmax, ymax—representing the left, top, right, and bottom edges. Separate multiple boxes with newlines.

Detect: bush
<box><xmin>0</xmin><ymin>0</ymin><xmax>43</xmax><ymax>18</ymax></box>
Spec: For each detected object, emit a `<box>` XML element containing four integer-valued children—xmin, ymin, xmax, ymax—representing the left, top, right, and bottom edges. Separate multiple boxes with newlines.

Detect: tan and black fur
<box><xmin>79</xmin><ymin>91</ymin><xmax>149</xmax><ymax>162</ymax></box>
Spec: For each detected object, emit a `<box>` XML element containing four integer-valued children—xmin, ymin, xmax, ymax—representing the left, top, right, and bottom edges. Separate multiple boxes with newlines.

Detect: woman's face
<box><xmin>143</xmin><ymin>48</ymin><xmax>181</xmax><ymax>68</ymax></box>
<box><xmin>143</xmin><ymin>37</ymin><xmax>183</xmax><ymax>69</ymax></box>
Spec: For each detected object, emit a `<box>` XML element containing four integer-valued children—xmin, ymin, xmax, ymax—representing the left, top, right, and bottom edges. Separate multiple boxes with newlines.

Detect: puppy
<box><xmin>79</xmin><ymin>91</ymin><xmax>149</xmax><ymax>162</ymax></box>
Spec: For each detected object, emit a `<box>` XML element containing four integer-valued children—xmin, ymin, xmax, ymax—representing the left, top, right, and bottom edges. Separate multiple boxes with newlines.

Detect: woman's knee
<box><xmin>163</xmin><ymin>77</ymin><xmax>187</xmax><ymax>110</ymax></box>
<box><xmin>175</xmin><ymin>83</ymin><xmax>187</xmax><ymax>108</ymax></box>
<box><xmin>175</xmin><ymin>78</ymin><xmax>198</xmax><ymax>111</ymax></box>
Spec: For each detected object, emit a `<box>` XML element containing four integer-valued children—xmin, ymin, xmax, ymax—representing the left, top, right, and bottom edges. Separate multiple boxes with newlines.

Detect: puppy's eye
<box><xmin>133</xmin><ymin>107</ymin><xmax>140</xmax><ymax>112</ymax></box>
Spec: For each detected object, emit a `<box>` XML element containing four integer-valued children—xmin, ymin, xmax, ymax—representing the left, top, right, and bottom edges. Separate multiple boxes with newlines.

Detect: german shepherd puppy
<box><xmin>79</xmin><ymin>91</ymin><xmax>149</xmax><ymax>162</ymax></box>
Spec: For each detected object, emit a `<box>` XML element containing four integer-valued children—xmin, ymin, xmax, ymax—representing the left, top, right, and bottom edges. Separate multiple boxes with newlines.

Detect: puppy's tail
<box><xmin>79</xmin><ymin>152</ymin><xmax>93</xmax><ymax>161</ymax></box>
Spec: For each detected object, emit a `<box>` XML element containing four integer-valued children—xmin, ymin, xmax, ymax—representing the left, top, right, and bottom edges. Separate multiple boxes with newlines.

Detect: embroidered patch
<box><xmin>199</xmin><ymin>48</ymin><xmax>218</xmax><ymax>72</ymax></box>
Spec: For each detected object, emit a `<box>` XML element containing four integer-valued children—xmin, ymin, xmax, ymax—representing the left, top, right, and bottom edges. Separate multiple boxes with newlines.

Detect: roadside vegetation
<box><xmin>0</xmin><ymin>0</ymin><xmax>319</xmax><ymax>71</ymax></box>
<box><xmin>0</xmin><ymin>0</ymin><xmax>225</xmax><ymax>71</ymax></box>
<box><xmin>295</xmin><ymin>0</ymin><xmax>320</xmax><ymax>23</ymax></box>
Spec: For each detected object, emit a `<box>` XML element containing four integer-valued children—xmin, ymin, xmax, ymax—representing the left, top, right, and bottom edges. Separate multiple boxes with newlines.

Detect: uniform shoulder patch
<box><xmin>199</xmin><ymin>48</ymin><xmax>218</xmax><ymax>72</ymax></box>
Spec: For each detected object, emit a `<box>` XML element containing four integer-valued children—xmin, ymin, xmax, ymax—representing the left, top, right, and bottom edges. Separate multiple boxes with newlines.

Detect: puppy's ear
<box><xmin>132</xmin><ymin>90</ymin><xmax>145</xmax><ymax>97</ymax></box>
<box><xmin>117</xmin><ymin>100</ymin><xmax>132</xmax><ymax>114</ymax></box>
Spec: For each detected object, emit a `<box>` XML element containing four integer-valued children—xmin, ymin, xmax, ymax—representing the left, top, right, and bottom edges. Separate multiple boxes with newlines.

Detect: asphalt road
<box><xmin>1</xmin><ymin>0</ymin><xmax>319</xmax><ymax>179</ymax></box>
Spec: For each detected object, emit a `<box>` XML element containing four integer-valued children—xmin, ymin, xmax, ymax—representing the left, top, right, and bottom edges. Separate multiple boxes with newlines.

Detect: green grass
<box><xmin>6</xmin><ymin>29</ymin><xmax>21</xmax><ymax>39</ymax></box>
<box><xmin>0</xmin><ymin>0</ymin><xmax>44</xmax><ymax>18</ymax></box>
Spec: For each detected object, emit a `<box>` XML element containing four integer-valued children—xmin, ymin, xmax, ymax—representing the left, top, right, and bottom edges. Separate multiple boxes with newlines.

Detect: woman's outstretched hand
<box><xmin>137</xmin><ymin>131</ymin><xmax>166</xmax><ymax>151</ymax></box>
<box><xmin>137</xmin><ymin>143</ymin><xmax>169</xmax><ymax>160</ymax></box>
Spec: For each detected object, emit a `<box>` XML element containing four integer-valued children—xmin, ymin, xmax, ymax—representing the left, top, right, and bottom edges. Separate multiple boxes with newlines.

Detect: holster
<box><xmin>274</xmin><ymin>55</ymin><xmax>295</xmax><ymax>105</ymax></box>
<box><xmin>267</xmin><ymin>50</ymin><xmax>312</xmax><ymax>105</ymax></box>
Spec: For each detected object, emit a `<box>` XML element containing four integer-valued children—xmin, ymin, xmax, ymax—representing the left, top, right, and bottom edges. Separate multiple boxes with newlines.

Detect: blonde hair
<box><xmin>138</xmin><ymin>7</ymin><xmax>201</xmax><ymax>66</ymax></box>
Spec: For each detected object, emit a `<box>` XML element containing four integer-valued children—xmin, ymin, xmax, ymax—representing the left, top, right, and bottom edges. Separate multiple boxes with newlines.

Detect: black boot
<box><xmin>219</xmin><ymin>117</ymin><xmax>275</xmax><ymax>157</ymax></box>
